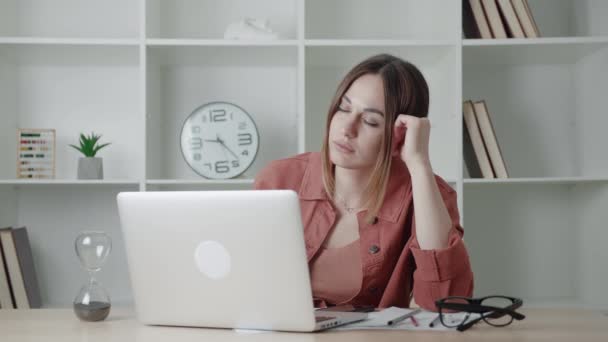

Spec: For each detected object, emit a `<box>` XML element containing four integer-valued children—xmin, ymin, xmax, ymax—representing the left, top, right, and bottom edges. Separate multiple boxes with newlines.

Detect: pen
<box><xmin>410</xmin><ymin>315</ymin><xmax>419</xmax><ymax>327</ymax></box>
<box><xmin>429</xmin><ymin>314</ymin><xmax>441</xmax><ymax>328</ymax></box>
<box><xmin>387</xmin><ymin>308</ymin><xmax>422</xmax><ymax>326</ymax></box>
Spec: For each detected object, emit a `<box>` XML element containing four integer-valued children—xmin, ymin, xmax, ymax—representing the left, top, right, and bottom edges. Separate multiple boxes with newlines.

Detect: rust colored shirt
<box><xmin>253</xmin><ymin>152</ymin><xmax>474</xmax><ymax>311</ymax></box>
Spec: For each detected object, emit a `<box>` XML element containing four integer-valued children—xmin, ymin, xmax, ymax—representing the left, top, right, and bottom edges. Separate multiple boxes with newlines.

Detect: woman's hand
<box><xmin>392</xmin><ymin>114</ymin><xmax>432</xmax><ymax>173</ymax></box>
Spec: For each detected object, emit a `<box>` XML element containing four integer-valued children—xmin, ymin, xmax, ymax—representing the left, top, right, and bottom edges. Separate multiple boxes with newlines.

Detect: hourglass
<box><xmin>73</xmin><ymin>231</ymin><xmax>112</xmax><ymax>322</ymax></box>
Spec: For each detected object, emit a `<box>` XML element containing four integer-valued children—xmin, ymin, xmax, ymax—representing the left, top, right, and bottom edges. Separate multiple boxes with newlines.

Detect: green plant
<box><xmin>69</xmin><ymin>132</ymin><xmax>111</xmax><ymax>157</ymax></box>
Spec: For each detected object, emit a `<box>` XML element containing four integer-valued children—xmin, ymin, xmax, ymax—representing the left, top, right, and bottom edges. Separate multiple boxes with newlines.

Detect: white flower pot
<box><xmin>78</xmin><ymin>157</ymin><xmax>104</xmax><ymax>179</ymax></box>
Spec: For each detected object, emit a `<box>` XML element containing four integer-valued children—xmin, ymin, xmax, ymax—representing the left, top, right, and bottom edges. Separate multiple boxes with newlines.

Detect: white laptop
<box><xmin>116</xmin><ymin>190</ymin><xmax>367</xmax><ymax>332</ymax></box>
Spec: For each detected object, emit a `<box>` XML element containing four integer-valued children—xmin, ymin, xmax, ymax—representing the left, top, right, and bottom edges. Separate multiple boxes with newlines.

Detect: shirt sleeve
<box><xmin>409</xmin><ymin>180</ymin><xmax>475</xmax><ymax>311</ymax></box>
<box><xmin>253</xmin><ymin>162</ymin><xmax>276</xmax><ymax>190</ymax></box>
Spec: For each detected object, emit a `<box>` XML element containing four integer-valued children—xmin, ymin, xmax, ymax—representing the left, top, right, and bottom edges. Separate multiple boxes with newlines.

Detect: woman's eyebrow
<box><xmin>343</xmin><ymin>95</ymin><xmax>384</xmax><ymax>117</ymax></box>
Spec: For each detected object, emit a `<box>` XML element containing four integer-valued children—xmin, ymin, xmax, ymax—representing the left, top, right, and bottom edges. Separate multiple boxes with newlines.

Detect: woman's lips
<box><xmin>333</xmin><ymin>141</ymin><xmax>355</xmax><ymax>153</ymax></box>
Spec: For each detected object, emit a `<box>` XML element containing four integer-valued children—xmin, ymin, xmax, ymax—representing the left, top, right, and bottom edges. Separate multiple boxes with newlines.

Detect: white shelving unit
<box><xmin>462</xmin><ymin>0</ymin><xmax>608</xmax><ymax>310</ymax></box>
<box><xmin>0</xmin><ymin>0</ymin><xmax>606</xmax><ymax>309</ymax></box>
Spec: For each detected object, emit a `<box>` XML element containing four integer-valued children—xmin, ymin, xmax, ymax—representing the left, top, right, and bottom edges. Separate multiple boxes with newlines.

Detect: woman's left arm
<box><xmin>393</xmin><ymin>114</ymin><xmax>451</xmax><ymax>249</ymax></box>
<box><xmin>409</xmin><ymin>163</ymin><xmax>452</xmax><ymax>249</ymax></box>
<box><xmin>393</xmin><ymin>114</ymin><xmax>474</xmax><ymax>311</ymax></box>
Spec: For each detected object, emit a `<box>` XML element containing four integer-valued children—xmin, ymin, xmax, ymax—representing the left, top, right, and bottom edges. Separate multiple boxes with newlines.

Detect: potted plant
<box><xmin>69</xmin><ymin>132</ymin><xmax>111</xmax><ymax>179</ymax></box>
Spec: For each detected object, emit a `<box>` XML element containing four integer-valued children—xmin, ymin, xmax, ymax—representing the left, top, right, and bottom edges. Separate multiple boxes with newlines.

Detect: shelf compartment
<box><xmin>463</xmin><ymin>43</ymin><xmax>608</xmax><ymax>178</ymax></box>
<box><xmin>0</xmin><ymin>0</ymin><xmax>139</xmax><ymax>39</ymax></box>
<box><xmin>0</xmin><ymin>187</ymin><xmax>136</xmax><ymax>307</ymax></box>
<box><xmin>305</xmin><ymin>45</ymin><xmax>460</xmax><ymax>180</ymax></box>
<box><xmin>305</xmin><ymin>0</ymin><xmax>459</xmax><ymax>40</ymax></box>
<box><xmin>146</xmin><ymin>45</ymin><xmax>298</xmax><ymax>181</ymax></box>
<box><xmin>0</xmin><ymin>44</ymin><xmax>143</xmax><ymax>180</ymax></box>
<box><xmin>463</xmin><ymin>183</ymin><xmax>608</xmax><ymax>308</ymax></box>
<box><xmin>146</xmin><ymin>0</ymin><xmax>297</xmax><ymax>40</ymax></box>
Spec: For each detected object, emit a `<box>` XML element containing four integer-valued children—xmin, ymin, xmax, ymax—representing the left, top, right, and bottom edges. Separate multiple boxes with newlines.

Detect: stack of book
<box><xmin>0</xmin><ymin>226</ymin><xmax>42</xmax><ymax>309</ymax></box>
<box><xmin>463</xmin><ymin>0</ymin><xmax>540</xmax><ymax>39</ymax></box>
<box><xmin>463</xmin><ymin>100</ymin><xmax>509</xmax><ymax>179</ymax></box>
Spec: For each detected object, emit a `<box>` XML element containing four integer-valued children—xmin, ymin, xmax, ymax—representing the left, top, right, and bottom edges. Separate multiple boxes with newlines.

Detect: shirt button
<box><xmin>369</xmin><ymin>287</ymin><xmax>378</xmax><ymax>294</ymax></box>
<box><xmin>372</xmin><ymin>217</ymin><xmax>379</xmax><ymax>224</ymax></box>
<box><xmin>368</xmin><ymin>245</ymin><xmax>380</xmax><ymax>254</ymax></box>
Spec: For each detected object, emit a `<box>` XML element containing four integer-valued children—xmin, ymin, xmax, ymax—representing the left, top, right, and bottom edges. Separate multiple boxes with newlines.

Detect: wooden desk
<box><xmin>1</xmin><ymin>308</ymin><xmax>607</xmax><ymax>341</ymax></box>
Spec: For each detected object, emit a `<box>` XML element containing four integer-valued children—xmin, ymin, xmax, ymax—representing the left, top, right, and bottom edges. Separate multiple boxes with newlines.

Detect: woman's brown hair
<box><xmin>320</xmin><ymin>53</ymin><xmax>430</xmax><ymax>224</ymax></box>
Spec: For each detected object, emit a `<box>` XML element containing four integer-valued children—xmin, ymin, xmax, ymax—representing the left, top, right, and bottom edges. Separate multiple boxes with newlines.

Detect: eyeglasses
<box><xmin>435</xmin><ymin>295</ymin><xmax>526</xmax><ymax>332</ymax></box>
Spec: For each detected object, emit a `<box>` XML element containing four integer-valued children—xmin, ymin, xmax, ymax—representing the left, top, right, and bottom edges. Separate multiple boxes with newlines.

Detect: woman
<box><xmin>254</xmin><ymin>54</ymin><xmax>473</xmax><ymax>311</ymax></box>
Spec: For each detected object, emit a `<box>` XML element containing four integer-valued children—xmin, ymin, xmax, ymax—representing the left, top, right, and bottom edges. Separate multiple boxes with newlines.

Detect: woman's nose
<box><xmin>342</xmin><ymin>114</ymin><xmax>358</xmax><ymax>138</ymax></box>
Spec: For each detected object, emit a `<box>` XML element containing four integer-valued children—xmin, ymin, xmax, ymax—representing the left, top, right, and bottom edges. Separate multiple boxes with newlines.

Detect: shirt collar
<box><xmin>299</xmin><ymin>152</ymin><xmax>411</xmax><ymax>223</ymax></box>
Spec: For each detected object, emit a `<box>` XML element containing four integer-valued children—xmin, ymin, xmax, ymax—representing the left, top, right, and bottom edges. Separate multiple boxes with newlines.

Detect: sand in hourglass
<box><xmin>74</xmin><ymin>301</ymin><xmax>111</xmax><ymax>321</ymax></box>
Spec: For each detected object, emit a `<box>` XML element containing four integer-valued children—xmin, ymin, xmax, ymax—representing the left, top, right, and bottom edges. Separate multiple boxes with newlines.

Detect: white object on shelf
<box><xmin>224</xmin><ymin>18</ymin><xmax>279</xmax><ymax>40</ymax></box>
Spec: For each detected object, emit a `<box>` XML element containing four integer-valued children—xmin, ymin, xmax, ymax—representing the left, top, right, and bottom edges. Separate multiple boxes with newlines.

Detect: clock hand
<box><xmin>216</xmin><ymin>135</ymin><xmax>240</xmax><ymax>160</ymax></box>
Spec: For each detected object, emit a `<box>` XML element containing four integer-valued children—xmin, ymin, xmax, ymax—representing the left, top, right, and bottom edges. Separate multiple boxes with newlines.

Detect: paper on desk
<box><xmin>331</xmin><ymin>306</ymin><xmax>481</xmax><ymax>331</ymax></box>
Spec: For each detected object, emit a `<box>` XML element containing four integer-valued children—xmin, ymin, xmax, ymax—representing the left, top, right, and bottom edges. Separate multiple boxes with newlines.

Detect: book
<box><xmin>464</xmin><ymin>0</ymin><xmax>493</xmax><ymax>39</ymax></box>
<box><xmin>0</xmin><ymin>227</ymin><xmax>42</xmax><ymax>309</ymax></box>
<box><xmin>463</xmin><ymin>101</ymin><xmax>495</xmax><ymax>179</ymax></box>
<box><xmin>497</xmin><ymin>0</ymin><xmax>525</xmax><ymax>38</ymax></box>
<box><xmin>0</xmin><ymin>227</ymin><xmax>16</xmax><ymax>309</ymax></box>
<box><xmin>481</xmin><ymin>0</ymin><xmax>507</xmax><ymax>39</ymax></box>
<box><xmin>511</xmin><ymin>0</ymin><xmax>540</xmax><ymax>38</ymax></box>
<box><xmin>473</xmin><ymin>101</ymin><xmax>509</xmax><ymax>178</ymax></box>
<box><xmin>463</xmin><ymin>0</ymin><xmax>481</xmax><ymax>38</ymax></box>
<box><xmin>463</xmin><ymin>118</ymin><xmax>483</xmax><ymax>178</ymax></box>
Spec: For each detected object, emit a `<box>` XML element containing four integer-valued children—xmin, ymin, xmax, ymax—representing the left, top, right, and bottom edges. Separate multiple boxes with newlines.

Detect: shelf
<box><xmin>146</xmin><ymin>39</ymin><xmax>299</xmax><ymax>47</ymax></box>
<box><xmin>0</xmin><ymin>179</ymin><xmax>140</xmax><ymax>186</ymax></box>
<box><xmin>464</xmin><ymin>177</ymin><xmax>608</xmax><ymax>185</ymax></box>
<box><xmin>463</xmin><ymin>38</ymin><xmax>608</xmax><ymax>65</ymax></box>
<box><xmin>0</xmin><ymin>0</ymin><xmax>139</xmax><ymax>39</ymax></box>
<box><xmin>0</xmin><ymin>43</ymin><xmax>139</xmax><ymax>64</ymax></box>
<box><xmin>305</xmin><ymin>39</ymin><xmax>458</xmax><ymax>47</ymax></box>
<box><xmin>146</xmin><ymin>179</ymin><xmax>254</xmax><ymax>186</ymax></box>
<box><xmin>463</xmin><ymin>36</ymin><xmax>608</xmax><ymax>46</ymax></box>
<box><xmin>0</xmin><ymin>37</ymin><xmax>140</xmax><ymax>46</ymax></box>
<box><xmin>146</xmin><ymin>0</ymin><xmax>297</xmax><ymax>40</ymax></box>
<box><xmin>146</xmin><ymin>44</ymin><xmax>297</xmax><ymax>65</ymax></box>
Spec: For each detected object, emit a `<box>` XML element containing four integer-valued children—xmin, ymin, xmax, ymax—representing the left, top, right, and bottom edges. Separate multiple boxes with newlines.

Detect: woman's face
<box><xmin>328</xmin><ymin>73</ymin><xmax>387</xmax><ymax>170</ymax></box>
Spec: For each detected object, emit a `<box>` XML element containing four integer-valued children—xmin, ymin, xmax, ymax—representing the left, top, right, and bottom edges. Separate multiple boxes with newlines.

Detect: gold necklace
<box><xmin>334</xmin><ymin>193</ymin><xmax>363</xmax><ymax>213</ymax></box>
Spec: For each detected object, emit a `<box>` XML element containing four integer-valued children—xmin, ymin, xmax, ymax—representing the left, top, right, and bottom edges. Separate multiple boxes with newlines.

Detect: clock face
<box><xmin>180</xmin><ymin>102</ymin><xmax>259</xmax><ymax>179</ymax></box>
